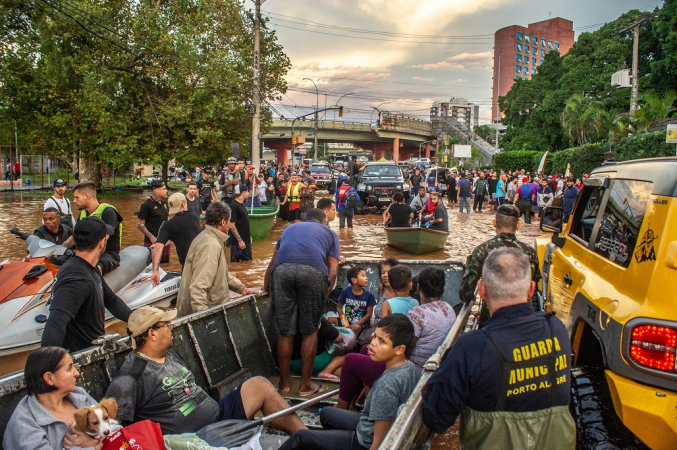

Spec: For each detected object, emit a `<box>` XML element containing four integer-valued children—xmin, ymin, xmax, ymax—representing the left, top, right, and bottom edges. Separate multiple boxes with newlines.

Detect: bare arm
<box><xmin>371</xmin><ymin>420</ymin><xmax>394</xmax><ymax>450</ymax></box>
<box><xmin>380</xmin><ymin>301</ymin><xmax>392</xmax><ymax>318</ymax></box>
<box><xmin>382</xmin><ymin>204</ymin><xmax>392</xmax><ymax>226</ymax></box>
<box><xmin>326</xmin><ymin>256</ymin><xmax>339</xmax><ymax>297</ymax></box>
<box><xmin>263</xmin><ymin>248</ymin><xmax>278</xmax><ymax>292</ymax></box>
<box><xmin>136</xmin><ymin>218</ymin><xmax>155</xmax><ymax>243</ymax></box>
<box><xmin>150</xmin><ymin>243</ymin><xmax>165</xmax><ymax>286</ymax></box>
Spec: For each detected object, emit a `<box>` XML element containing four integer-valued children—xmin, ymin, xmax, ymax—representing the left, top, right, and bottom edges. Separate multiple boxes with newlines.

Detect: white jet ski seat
<box><xmin>104</xmin><ymin>246</ymin><xmax>151</xmax><ymax>293</ymax></box>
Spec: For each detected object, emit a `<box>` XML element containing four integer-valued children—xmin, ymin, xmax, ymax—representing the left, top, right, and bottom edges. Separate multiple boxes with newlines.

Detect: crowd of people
<box><xmin>4</xmin><ymin>157</ymin><xmax>582</xmax><ymax>450</ymax></box>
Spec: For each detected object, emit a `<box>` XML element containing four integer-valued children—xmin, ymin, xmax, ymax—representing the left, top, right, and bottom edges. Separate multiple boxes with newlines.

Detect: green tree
<box><xmin>634</xmin><ymin>90</ymin><xmax>677</xmax><ymax>131</ymax></box>
<box><xmin>561</xmin><ymin>93</ymin><xmax>602</xmax><ymax>146</ymax></box>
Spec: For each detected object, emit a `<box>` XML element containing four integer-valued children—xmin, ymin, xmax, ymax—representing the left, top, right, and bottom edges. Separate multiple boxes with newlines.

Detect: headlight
<box><xmin>366</xmin><ymin>185</ymin><xmax>373</xmax><ymax>191</ymax></box>
<box><xmin>403</xmin><ymin>183</ymin><xmax>410</xmax><ymax>190</ymax></box>
<box><xmin>357</xmin><ymin>183</ymin><xmax>366</xmax><ymax>191</ymax></box>
<box><xmin>396</xmin><ymin>184</ymin><xmax>403</xmax><ymax>190</ymax></box>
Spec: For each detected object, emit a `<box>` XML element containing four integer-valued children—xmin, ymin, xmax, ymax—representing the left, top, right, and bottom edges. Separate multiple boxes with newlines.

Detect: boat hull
<box><xmin>385</xmin><ymin>227</ymin><xmax>449</xmax><ymax>255</ymax></box>
<box><xmin>249</xmin><ymin>201</ymin><xmax>280</xmax><ymax>242</ymax></box>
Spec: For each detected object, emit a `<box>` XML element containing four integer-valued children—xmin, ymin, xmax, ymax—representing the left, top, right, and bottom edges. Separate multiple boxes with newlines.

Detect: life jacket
<box><xmin>426</xmin><ymin>197</ymin><xmax>437</xmax><ymax>214</ymax></box>
<box><xmin>287</xmin><ymin>182</ymin><xmax>301</xmax><ymax>203</ymax></box>
<box><xmin>34</xmin><ymin>225</ymin><xmax>69</xmax><ymax>245</ymax></box>
<box><xmin>337</xmin><ymin>185</ymin><xmax>351</xmax><ymax>205</ymax></box>
<box><xmin>46</xmin><ymin>196</ymin><xmax>73</xmax><ymax>227</ymax></box>
<box><xmin>79</xmin><ymin>203</ymin><xmax>123</xmax><ymax>245</ymax></box>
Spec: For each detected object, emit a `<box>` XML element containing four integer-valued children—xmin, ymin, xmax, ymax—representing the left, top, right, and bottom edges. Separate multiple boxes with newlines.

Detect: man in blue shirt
<box><xmin>457</xmin><ymin>172</ymin><xmax>472</xmax><ymax>214</ymax></box>
<box><xmin>264</xmin><ymin>208</ymin><xmax>340</xmax><ymax>397</ymax></box>
<box><xmin>496</xmin><ymin>174</ymin><xmax>507</xmax><ymax>206</ymax></box>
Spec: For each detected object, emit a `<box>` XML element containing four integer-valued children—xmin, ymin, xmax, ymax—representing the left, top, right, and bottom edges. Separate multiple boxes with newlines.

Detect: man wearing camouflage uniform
<box><xmin>459</xmin><ymin>204</ymin><xmax>541</xmax><ymax>305</ymax></box>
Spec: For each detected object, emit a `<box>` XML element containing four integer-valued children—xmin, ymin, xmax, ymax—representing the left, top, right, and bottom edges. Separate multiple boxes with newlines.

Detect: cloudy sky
<box><xmin>262</xmin><ymin>0</ymin><xmax>662</xmax><ymax>125</ymax></box>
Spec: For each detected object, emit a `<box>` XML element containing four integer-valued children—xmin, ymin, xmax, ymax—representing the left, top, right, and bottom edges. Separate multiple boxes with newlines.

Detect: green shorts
<box><xmin>289</xmin><ymin>350</ymin><xmax>334</xmax><ymax>375</ymax></box>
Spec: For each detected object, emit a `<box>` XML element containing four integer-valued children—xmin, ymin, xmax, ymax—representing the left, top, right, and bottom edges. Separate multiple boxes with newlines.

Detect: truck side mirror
<box><xmin>540</xmin><ymin>206</ymin><xmax>563</xmax><ymax>233</ymax></box>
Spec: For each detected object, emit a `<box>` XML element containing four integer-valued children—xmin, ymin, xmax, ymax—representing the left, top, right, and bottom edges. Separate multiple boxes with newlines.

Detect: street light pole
<box><xmin>303</xmin><ymin>78</ymin><xmax>319</xmax><ymax>161</ymax></box>
<box><xmin>250</xmin><ymin>0</ymin><xmax>266</xmax><ymax>170</ymax></box>
<box><xmin>370</xmin><ymin>102</ymin><xmax>389</xmax><ymax>126</ymax></box>
<box><xmin>494</xmin><ymin>52</ymin><xmax>503</xmax><ymax>150</ymax></box>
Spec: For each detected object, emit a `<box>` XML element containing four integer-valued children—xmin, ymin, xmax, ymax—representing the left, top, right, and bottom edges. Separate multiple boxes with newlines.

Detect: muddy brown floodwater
<box><xmin>0</xmin><ymin>188</ymin><xmax>544</xmax><ymax>450</ymax></box>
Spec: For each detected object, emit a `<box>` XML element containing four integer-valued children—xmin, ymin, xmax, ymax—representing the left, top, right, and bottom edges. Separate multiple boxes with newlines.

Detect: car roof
<box><xmin>591</xmin><ymin>157</ymin><xmax>677</xmax><ymax>197</ymax></box>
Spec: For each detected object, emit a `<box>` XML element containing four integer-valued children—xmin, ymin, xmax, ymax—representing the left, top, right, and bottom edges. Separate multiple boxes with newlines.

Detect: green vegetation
<box><xmin>0</xmin><ymin>0</ymin><xmax>290</xmax><ymax>187</ymax></box>
<box><xmin>498</xmin><ymin>1</ymin><xmax>677</xmax><ymax>156</ymax></box>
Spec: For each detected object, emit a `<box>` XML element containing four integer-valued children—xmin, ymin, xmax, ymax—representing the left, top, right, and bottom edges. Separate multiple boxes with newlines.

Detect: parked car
<box><xmin>355</xmin><ymin>162</ymin><xmax>410</xmax><ymax>213</ymax></box>
<box><xmin>424</xmin><ymin>167</ymin><xmax>451</xmax><ymax>194</ymax></box>
<box><xmin>536</xmin><ymin>158</ymin><xmax>677</xmax><ymax>450</ymax></box>
<box><xmin>309</xmin><ymin>162</ymin><xmax>336</xmax><ymax>193</ymax></box>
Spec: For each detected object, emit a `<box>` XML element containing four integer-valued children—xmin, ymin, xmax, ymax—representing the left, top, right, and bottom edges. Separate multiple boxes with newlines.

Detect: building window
<box><xmin>532</xmin><ymin>47</ymin><xmax>537</xmax><ymax>54</ymax></box>
<box><xmin>525</xmin><ymin>45</ymin><xmax>529</xmax><ymax>52</ymax></box>
<box><xmin>516</xmin><ymin>43</ymin><xmax>522</xmax><ymax>51</ymax></box>
<box><xmin>524</xmin><ymin>67</ymin><xmax>528</xmax><ymax>74</ymax></box>
<box><xmin>516</xmin><ymin>65</ymin><xmax>521</xmax><ymax>72</ymax></box>
<box><xmin>548</xmin><ymin>40</ymin><xmax>553</xmax><ymax>49</ymax></box>
<box><xmin>540</xmin><ymin>49</ymin><xmax>545</xmax><ymax>56</ymax></box>
<box><xmin>531</xmin><ymin>68</ymin><xmax>536</xmax><ymax>75</ymax></box>
<box><xmin>533</xmin><ymin>35</ymin><xmax>538</xmax><ymax>43</ymax></box>
<box><xmin>532</xmin><ymin>58</ymin><xmax>536</xmax><ymax>64</ymax></box>
<box><xmin>515</xmin><ymin>75</ymin><xmax>521</xmax><ymax>81</ymax></box>
<box><xmin>539</xmin><ymin>59</ymin><xmax>543</xmax><ymax>65</ymax></box>
<box><xmin>555</xmin><ymin>42</ymin><xmax>559</xmax><ymax>49</ymax></box>
<box><xmin>541</xmin><ymin>38</ymin><xmax>545</xmax><ymax>46</ymax></box>
<box><xmin>517</xmin><ymin>31</ymin><xmax>523</xmax><ymax>40</ymax></box>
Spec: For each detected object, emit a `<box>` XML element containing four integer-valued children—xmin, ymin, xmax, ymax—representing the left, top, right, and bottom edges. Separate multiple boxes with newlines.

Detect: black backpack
<box><xmin>345</xmin><ymin>188</ymin><xmax>358</xmax><ymax>209</ymax></box>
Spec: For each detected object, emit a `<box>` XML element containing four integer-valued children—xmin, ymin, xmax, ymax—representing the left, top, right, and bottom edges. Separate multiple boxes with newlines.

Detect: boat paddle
<box><xmin>197</xmin><ymin>388</ymin><xmax>339</xmax><ymax>447</ymax></box>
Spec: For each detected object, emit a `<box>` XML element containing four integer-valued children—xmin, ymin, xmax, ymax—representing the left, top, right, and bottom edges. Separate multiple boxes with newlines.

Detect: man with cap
<box><xmin>229</xmin><ymin>184</ymin><xmax>252</xmax><ymax>262</ymax></box>
<box><xmin>44</xmin><ymin>179</ymin><xmax>75</xmax><ymax>227</ymax></box>
<box><xmin>562</xmin><ymin>176</ymin><xmax>580</xmax><ymax>222</ymax></box>
<box><xmin>150</xmin><ymin>193</ymin><xmax>202</xmax><ymax>286</ymax></box>
<box><xmin>219</xmin><ymin>157</ymin><xmax>240</xmax><ymax>204</ymax></box>
<box><xmin>41</xmin><ymin>216</ymin><xmax>132</xmax><ymax>352</ymax></box>
<box><xmin>34</xmin><ymin>207</ymin><xmax>73</xmax><ymax>246</ymax></box>
<box><xmin>137</xmin><ymin>179</ymin><xmax>170</xmax><ymax>263</ymax></box>
<box><xmin>67</xmin><ymin>182</ymin><xmax>123</xmax><ymax>275</ymax></box>
<box><xmin>176</xmin><ymin>202</ymin><xmax>258</xmax><ymax>318</ymax></box>
<box><xmin>459</xmin><ymin>204</ymin><xmax>541</xmax><ymax>306</ymax></box>
<box><xmin>105</xmin><ymin>306</ymin><xmax>307</xmax><ymax>436</ymax></box>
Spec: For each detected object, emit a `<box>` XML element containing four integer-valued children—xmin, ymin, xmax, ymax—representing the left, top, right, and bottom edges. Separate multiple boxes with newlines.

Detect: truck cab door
<box><xmin>547</xmin><ymin>177</ymin><xmax>609</xmax><ymax>331</ymax></box>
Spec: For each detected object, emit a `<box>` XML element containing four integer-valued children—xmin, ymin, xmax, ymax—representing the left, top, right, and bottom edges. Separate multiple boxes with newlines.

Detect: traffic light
<box><xmin>293</xmin><ymin>133</ymin><xmax>297</xmax><ymax>145</ymax></box>
<box><xmin>339</xmin><ymin>106</ymin><xmax>344</xmax><ymax>117</ymax></box>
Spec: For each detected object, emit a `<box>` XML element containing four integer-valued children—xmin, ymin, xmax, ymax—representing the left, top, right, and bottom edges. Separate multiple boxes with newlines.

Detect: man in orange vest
<box><xmin>287</xmin><ymin>173</ymin><xmax>303</xmax><ymax>223</ymax></box>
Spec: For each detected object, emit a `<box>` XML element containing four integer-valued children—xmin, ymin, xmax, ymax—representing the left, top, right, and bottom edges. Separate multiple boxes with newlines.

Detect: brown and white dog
<box><xmin>72</xmin><ymin>398</ymin><xmax>119</xmax><ymax>443</ymax></box>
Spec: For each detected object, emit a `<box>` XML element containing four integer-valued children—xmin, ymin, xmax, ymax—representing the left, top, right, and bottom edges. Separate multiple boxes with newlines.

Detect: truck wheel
<box><xmin>328</xmin><ymin>180</ymin><xmax>337</xmax><ymax>194</ymax></box>
<box><xmin>355</xmin><ymin>200</ymin><xmax>367</xmax><ymax>214</ymax></box>
<box><xmin>570</xmin><ymin>366</ymin><xmax>649</xmax><ymax>450</ymax></box>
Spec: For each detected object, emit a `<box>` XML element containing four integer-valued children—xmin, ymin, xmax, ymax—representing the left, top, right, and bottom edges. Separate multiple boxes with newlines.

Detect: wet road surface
<box><xmin>0</xmin><ymin>189</ymin><xmax>545</xmax><ymax>450</ymax></box>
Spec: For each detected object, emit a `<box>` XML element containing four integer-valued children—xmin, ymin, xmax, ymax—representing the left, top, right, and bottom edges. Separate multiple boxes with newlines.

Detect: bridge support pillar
<box><xmin>393</xmin><ymin>133</ymin><xmax>400</xmax><ymax>162</ymax></box>
<box><xmin>425</xmin><ymin>142</ymin><xmax>431</xmax><ymax>159</ymax></box>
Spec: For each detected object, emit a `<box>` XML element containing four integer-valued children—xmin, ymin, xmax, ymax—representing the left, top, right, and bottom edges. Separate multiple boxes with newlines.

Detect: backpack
<box><xmin>344</xmin><ymin>188</ymin><xmax>358</xmax><ymax>209</ymax></box>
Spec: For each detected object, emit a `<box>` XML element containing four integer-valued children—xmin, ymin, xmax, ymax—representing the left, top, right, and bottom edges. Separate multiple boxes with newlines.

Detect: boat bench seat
<box><xmin>104</xmin><ymin>246</ymin><xmax>151</xmax><ymax>293</ymax></box>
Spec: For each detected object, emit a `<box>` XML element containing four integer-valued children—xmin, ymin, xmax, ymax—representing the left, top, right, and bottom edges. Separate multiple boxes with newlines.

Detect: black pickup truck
<box><xmin>355</xmin><ymin>162</ymin><xmax>410</xmax><ymax>213</ymax></box>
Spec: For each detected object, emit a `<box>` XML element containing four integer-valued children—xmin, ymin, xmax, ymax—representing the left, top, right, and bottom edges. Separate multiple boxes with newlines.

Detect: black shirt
<box><xmin>41</xmin><ymin>256</ymin><xmax>132</xmax><ymax>352</ymax></box>
<box><xmin>81</xmin><ymin>206</ymin><xmax>122</xmax><ymax>254</ymax></box>
<box><xmin>156</xmin><ymin>211</ymin><xmax>202</xmax><ymax>266</ymax></box>
<box><xmin>410</xmin><ymin>174</ymin><xmax>422</xmax><ymax>187</ymax></box>
<box><xmin>229</xmin><ymin>200</ymin><xmax>251</xmax><ymax>245</ymax></box>
<box><xmin>138</xmin><ymin>197</ymin><xmax>169</xmax><ymax>243</ymax></box>
<box><xmin>389</xmin><ymin>203</ymin><xmax>412</xmax><ymax>227</ymax></box>
<box><xmin>430</xmin><ymin>203</ymin><xmax>449</xmax><ymax>232</ymax></box>
<box><xmin>185</xmin><ymin>195</ymin><xmax>202</xmax><ymax>216</ymax></box>
<box><xmin>488</xmin><ymin>178</ymin><xmax>498</xmax><ymax>196</ymax></box>
<box><xmin>196</xmin><ymin>179</ymin><xmax>215</xmax><ymax>202</ymax></box>
<box><xmin>34</xmin><ymin>225</ymin><xmax>72</xmax><ymax>245</ymax></box>
<box><xmin>292</xmin><ymin>318</ymin><xmax>339</xmax><ymax>359</ymax></box>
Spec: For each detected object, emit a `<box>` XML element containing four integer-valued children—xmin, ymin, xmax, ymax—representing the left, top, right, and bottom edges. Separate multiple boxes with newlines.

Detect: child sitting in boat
<box><xmin>336</xmin><ymin>267</ymin><xmax>376</xmax><ymax>336</ymax></box>
<box><xmin>279</xmin><ymin>314</ymin><xmax>418</xmax><ymax>450</ymax></box>
<box><xmin>382</xmin><ymin>191</ymin><xmax>414</xmax><ymax>227</ymax></box>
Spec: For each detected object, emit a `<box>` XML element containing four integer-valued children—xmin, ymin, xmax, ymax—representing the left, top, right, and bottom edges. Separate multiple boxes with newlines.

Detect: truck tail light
<box><xmin>629</xmin><ymin>325</ymin><xmax>676</xmax><ymax>372</ymax></box>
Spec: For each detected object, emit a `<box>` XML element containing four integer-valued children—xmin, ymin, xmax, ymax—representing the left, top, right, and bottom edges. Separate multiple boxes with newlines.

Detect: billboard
<box><xmin>453</xmin><ymin>144</ymin><xmax>472</xmax><ymax>158</ymax></box>
<box><xmin>667</xmin><ymin>124</ymin><xmax>677</xmax><ymax>144</ymax></box>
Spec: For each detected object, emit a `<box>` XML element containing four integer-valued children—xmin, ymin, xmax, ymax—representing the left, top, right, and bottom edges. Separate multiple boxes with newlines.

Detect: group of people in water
<box><xmin>4</xmin><ymin>162</ymin><xmax>578</xmax><ymax>450</ymax></box>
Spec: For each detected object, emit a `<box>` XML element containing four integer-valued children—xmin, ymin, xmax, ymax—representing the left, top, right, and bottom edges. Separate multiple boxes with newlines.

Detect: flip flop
<box><xmin>317</xmin><ymin>373</ymin><xmax>339</xmax><ymax>381</ymax></box>
<box><xmin>298</xmin><ymin>383</ymin><xmax>328</xmax><ymax>398</ymax></box>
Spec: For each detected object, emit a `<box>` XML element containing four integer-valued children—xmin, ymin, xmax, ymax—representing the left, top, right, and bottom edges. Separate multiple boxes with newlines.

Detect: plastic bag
<box><xmin>102</xmin><ymin>420</ymin><xmax>165</xmax><ymax>450</ymax></box>
<box><xmin>327</xmin><ymin>327</ymin><xmax>357</xmax><ymax>355</ymax></box>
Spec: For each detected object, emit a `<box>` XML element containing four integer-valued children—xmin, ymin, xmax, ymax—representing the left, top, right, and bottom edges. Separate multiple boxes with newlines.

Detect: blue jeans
<box><xmin>459</xmin><ymin>196</ymin><xmax>471</xmax><ymax>213</ymax></box>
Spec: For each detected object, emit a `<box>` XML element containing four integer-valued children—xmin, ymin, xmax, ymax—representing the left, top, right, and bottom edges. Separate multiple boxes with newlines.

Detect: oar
<box><xmin>197</xmin><ymin>388</ymin><xmax>339</xmax><ymax>446</ymax></box>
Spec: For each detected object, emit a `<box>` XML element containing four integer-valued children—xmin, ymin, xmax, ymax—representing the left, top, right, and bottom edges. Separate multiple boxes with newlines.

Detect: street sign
<box><xmin>667</xmin><ymin>124</ymin><xmax>677</xmax><ymax>144</ymax></box>
<box><xmin>299</xmin><ymin>149</ymin><xmax>307</xmax><ymax>155</ymax></box>
<box><xmin>453</xmin><ymin>144</ymin><xmax>471</xmax><ymax>158</ymax></box>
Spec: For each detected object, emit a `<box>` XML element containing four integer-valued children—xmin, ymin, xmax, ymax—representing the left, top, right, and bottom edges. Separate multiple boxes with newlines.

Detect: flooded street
<box><xmin>0</xmin><ymin>189</ymin><xmax>543</xmax><ymax>450</ymax></box>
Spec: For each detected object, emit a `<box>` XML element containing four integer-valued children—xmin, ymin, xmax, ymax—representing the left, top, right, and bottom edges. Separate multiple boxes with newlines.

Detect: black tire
<box><xmin>355</xmin><ymin>200</ymin><xmax>367</xmax><ymax>214</ymax></box>
<box><xmin>327</xmin><ymin>180</ymin><xmax>337</xmax><ymax>195</ymax></box>
<box><xmin>570</xmin><ymin>366</ymin><xmax>649</xmax><ymax>450</ymax></box>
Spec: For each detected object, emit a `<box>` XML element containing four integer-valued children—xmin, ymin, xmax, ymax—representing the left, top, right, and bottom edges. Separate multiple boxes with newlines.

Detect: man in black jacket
<box><xmin>34</xmin><ymin>207</ymin><xmax>72</xmax><ymax>246</ymax></box>
<box><xmin>422</xmin><ymin>248</ymin><xmax>574</xmax><ymax>450</ymax></box>
<box><xmin>41</xmin><ymin>217</ymin><xmax>132</xmax><ymax>352</ymax></box>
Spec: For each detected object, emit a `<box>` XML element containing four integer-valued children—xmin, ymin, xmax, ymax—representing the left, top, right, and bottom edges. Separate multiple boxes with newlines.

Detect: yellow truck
<box><xmin>537</xmin><ymin>157</ymin><xmax>677</xmax><ymax>450</ymax></box>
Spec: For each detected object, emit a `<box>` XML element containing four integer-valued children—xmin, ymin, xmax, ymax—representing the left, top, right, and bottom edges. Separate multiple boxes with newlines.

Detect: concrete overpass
<box><xmin>262</xmin><ymin>115</ymin><xmax>439</xmax><ymax>165</ymax></box>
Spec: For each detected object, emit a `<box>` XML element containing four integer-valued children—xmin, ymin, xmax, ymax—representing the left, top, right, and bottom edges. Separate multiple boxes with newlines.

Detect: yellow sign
<box><xmin>443</xmin><ymin>155</ymin><xmax>448</xmax><ymax>162</ymax></box>
<box><xmin>667</xmin><ymin>124</ymin><xmax>677</xmax><ymax>144</ymax></box>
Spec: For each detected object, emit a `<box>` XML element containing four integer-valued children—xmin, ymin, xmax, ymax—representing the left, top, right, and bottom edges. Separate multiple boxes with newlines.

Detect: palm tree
<box><xmin>561</xmin><ymin>93</ymin><xmax>601</xmax><ymax>147</ymax></box>
<box><xmin>634</xmin><ymin>89</ymin><xmax>677</xmax><ymax>131</ymax></box>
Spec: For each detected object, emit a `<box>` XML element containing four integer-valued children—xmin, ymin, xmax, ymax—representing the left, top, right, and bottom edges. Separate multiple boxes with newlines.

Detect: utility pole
<box><xmin>250</xmin><ymin>0</ymin><xmax>265</xmax><ymax>170</ymax></box>
<box><xmin>620</xmin><ymin>17</ymin><xmax>652</xmax><ymax>113</ymax></box>
<box><xmin>303</xmin><ymin>78</ymin><xmax>319</xmax><ymax>161</ymax></box>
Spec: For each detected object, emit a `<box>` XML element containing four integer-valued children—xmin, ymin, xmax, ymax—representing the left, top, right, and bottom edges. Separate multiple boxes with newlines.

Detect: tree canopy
<box><xmin>0</xmin><ymin>0</ymin><xmax>290</xmax><ymax>185</ymax></box>
<box><xmin>499</xmin><ymin>1</ymin><xmax>677</xmax><ymax>153</ymax></box>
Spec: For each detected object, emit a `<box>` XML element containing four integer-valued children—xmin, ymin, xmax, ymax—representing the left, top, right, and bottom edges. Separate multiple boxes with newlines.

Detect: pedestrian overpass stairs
<box><xmin>433</xmin><ymin>117</ymin><xmax>496</xmax><ymax>164</ymax></box>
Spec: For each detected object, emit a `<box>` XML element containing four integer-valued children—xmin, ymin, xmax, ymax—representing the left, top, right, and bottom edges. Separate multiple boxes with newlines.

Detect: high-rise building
<box><xmin>492</xmin><ymin>18</ymin><xmax>575</xmax><ymax>123</ymax></box>
<box><xmin>430</xmin><ymin>98</ymin><xmax>480</xmax><ymax>130</ymax></box>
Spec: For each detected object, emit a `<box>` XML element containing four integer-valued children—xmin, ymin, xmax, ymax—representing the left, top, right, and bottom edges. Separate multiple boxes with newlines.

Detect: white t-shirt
<box><xmin>258</xmin><ymin>181</ymin><xmax>267</xmax><ymax>202</ymax></box>
<box><xmin>44</xmin><ymin>196</ymin><xmax>76</xmax><ymax>226</ymax></box>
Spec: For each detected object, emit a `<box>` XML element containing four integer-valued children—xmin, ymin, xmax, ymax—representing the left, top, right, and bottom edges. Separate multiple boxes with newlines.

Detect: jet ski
<box><xmin>0</xmin><ymin>228</ymin><xmax>181</xmax><ymax>355</ymax></box>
